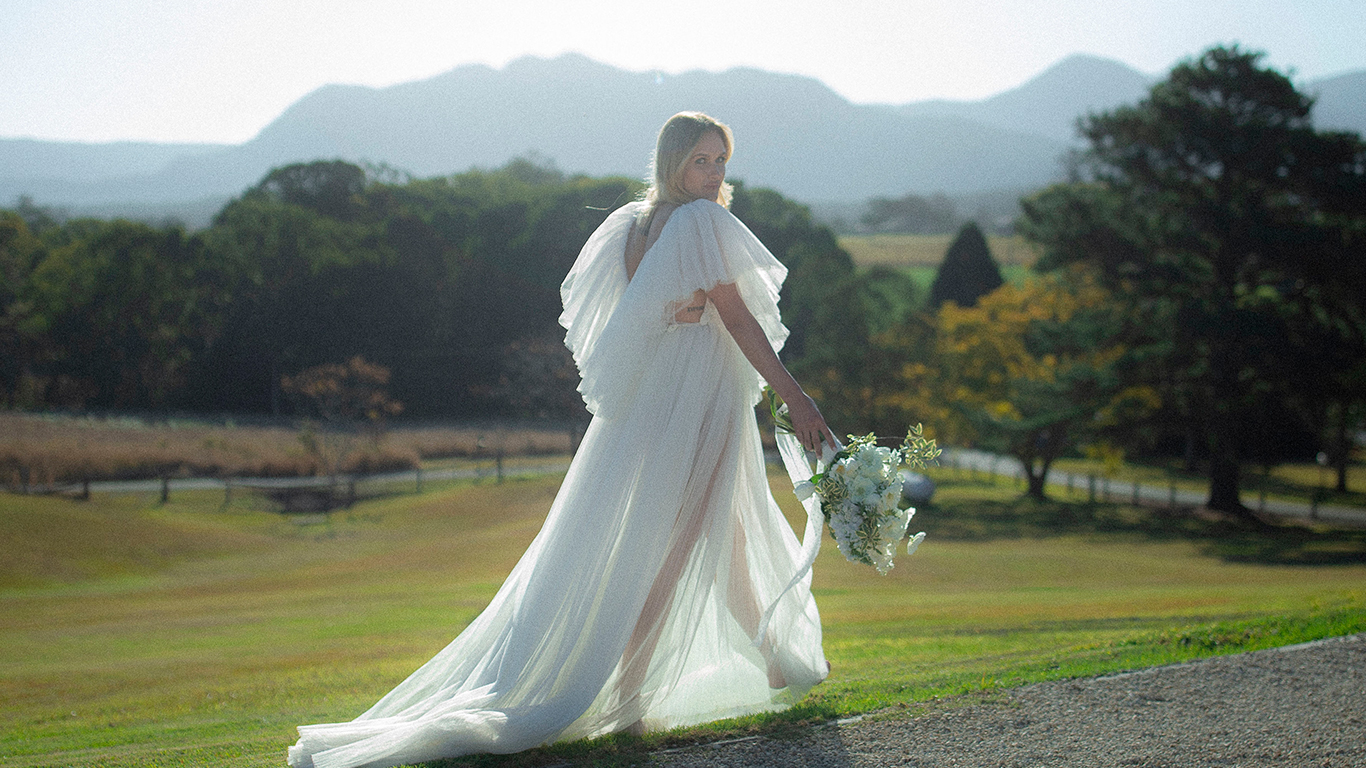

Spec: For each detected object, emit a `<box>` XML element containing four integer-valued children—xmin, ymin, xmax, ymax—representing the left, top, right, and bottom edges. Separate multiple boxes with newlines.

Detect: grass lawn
<box><xmin>2</xmin><ymin>468</ymin><xmax>1363</xmax><ymax>767</ymax></box>
<box><xmin>838</xmin><ymin>234</ymin><xmax>1040</xmax><ymax>270</ymax></box>
<box><xmin>838</xmin><ymin>233</ymin><xmax>1034</xmax><ymax>318</ymax></box>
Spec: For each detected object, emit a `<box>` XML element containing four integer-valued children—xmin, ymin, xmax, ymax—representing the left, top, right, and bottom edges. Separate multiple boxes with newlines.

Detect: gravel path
<box><xmin>648</xmin><ymin>634</ymin><xmax>1365</xmax><ymax>767</ymax></box>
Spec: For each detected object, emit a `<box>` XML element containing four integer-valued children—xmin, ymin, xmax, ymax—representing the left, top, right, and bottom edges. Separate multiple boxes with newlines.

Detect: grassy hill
<box><xmin>2</xmin><ymin>471</ymin><xmax>1363</xmax><ymax>767</ymax></box>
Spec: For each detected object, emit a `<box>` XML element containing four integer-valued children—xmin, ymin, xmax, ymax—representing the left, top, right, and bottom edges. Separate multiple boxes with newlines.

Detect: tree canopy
<box><xmin>0</xmin><ymin>161</ymin><xmax>866</xmax><ymax>424</ymax></box>
<box><xmin>1019</xmin><ymin>45</ymin><xmax>1366</xmax><ymax>516</ymax></box>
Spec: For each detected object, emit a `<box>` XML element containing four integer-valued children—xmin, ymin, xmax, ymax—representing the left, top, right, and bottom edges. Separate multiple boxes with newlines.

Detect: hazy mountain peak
<box><xmin>899</xmin><ymin>54</ymin><xmax>1155</xmax><ymax>143</ymax></box>
<box><xmin>3</xmin><ymin>52</ymin><xmax>1362</xmax><ymax>224</ymax></box>
<box><xmin>1307</xmin><ymin>69</ymin><xmax>1366</xmax><ymax>133</ymax></box>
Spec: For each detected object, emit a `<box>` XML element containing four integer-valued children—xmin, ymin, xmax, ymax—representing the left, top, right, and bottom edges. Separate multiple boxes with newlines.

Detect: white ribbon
<box><xmin>751</xmin><ymin>417</ymin><xmax>840</xmax><ymax>646</ymax></box>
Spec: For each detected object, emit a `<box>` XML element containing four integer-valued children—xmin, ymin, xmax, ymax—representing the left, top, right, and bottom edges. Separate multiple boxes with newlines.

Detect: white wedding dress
<box><xmin>287</xmin><ymin>199</ymin><xmax>828</xmax><ymax>768</ymax></box>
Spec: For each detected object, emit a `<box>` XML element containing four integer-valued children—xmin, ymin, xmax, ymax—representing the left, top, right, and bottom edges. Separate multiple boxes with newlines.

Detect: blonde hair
<box><xmin>643</xmin><ymin>112</ymin><xmax>734</xmax><ymax>211</ymax></box>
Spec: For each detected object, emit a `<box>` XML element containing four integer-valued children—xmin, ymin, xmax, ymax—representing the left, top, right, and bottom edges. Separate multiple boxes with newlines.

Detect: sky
<box><xmin>4</xmin><ymin>0</ymin><xmax>1364</xmax><ymax>145</ymax></box>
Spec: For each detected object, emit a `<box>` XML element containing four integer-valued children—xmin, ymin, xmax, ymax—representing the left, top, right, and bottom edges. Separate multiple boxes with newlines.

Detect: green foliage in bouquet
<box><xmin>765</xmin><ymin>386</ymin><xmax>942</xmax><ymax>573</ymax></box>
<box><xmin>765</xmin><ymin>386</ymin><xmax>942</xmax><ymax>476</ymax></box>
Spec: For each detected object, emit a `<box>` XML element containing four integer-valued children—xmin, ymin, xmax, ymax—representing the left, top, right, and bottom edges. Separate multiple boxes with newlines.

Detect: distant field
<box><xmin>2</xmin><ymin>468</ymin><xmax>1363</xmax><ymax>767</ymax></box>
<box><xmin>839</xmin><ymin>233</ymin><xmax>1042</xmax><ymax>269</ymax></box>
<box><xmin>0</xmin><ymin>412</ymin><xmax>575</xmax><ymax>489</ymax></box>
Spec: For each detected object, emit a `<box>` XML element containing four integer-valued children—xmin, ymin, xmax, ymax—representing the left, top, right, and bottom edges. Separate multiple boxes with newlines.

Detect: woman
<box><xmin>288</xmin><ymin>112</ymin><xmax>835</xmax><ymax>768</ymax></box>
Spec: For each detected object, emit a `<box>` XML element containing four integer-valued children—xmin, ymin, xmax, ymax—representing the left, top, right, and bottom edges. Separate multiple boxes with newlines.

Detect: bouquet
<box><xmin>767</xmin><ymin>389</ymin><xmax>941</xmax><ymax>575</ymax></box>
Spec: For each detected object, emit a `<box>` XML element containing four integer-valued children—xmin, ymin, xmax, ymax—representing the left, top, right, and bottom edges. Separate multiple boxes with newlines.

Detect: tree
<box><xmin>929</xmin><ymin>222</ymin><xmax>1004</xmax><ymax>309</ymax></box>
<box><xmin>934</xmin><ymin>270</ymin><xmax>1155</xmax><ymax>499</ymax></box>
<box><xmin>865</xmin><ymin>311</ymin><xmax>950</xmax><ymax>445</ymax></box>
<box><xmin>281</xmin><ymin>356</ymin><xmax>403</xmax><ymax>477</ymax></box>
<box><xmin>1019</xmin><ymin>45</ymin><xmax>1366</xmax><ymax>519</ymax></box>
<box><xmin>0</xmin><ymin>211</ymin><xmax>45</xmax><ymax>407</ymax></box>
<box><xmin>252</xmin><ymin>160</ymin><xmax>369</xmax><ymax>221</ymax></box>
<box><xmin>17</xmin><ymin>219</ymin><xmax>228</xmax><ymax>409</ymax></box>
<box><xmin>199</xmin><ymin>183</ymin><xmax>391</xmax><ymax>414</ymax></box>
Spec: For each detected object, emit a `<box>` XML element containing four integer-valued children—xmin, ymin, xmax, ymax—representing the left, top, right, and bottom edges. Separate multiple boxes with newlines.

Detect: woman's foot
<box><xmin>767</xmin><ymin>660</ymin><xmax>788</xmax><ymax>689</ymax></box>
<box><xmin>757</xmin><ymin>633</ymin><xmax>789</xmax><ymax>689</ymax></box>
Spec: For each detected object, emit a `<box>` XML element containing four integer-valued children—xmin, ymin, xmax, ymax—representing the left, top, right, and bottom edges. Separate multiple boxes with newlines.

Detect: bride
<box><xmin>288</xmin><ymin>112</ymin><xmax>836</xmax><ymax>768</ymax></box>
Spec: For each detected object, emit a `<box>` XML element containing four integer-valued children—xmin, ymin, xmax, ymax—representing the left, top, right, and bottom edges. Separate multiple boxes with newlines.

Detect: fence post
<box><xmin>496</xmin><ymin>448</ymin><xmax>505</xmax><ymax>484</ymax></box>
<box><xmin>20</xmin><ymin>466</ymin><xmax>30</xmax><ymax>495</ymax></box>
<box><xmin>415</xmin><ymin>466</ymin><xmax>423</xmax><ymax>495</ymax></box>
<box><xmin>80</xmin><ymin>477</ymin><xmax>91</xmax><ymax>501</ymax></box>
<box><xmin>223</xmin><ymin>479</ymin><xmax>232</xmax><ymax>508</ymax></box>
<box><xmin>160</xmin><ymin>475</ymin><xmax>170</xmax><ymax>504</ymax></box>
<box><xmin>1132</xmin><ymin>481</ymin><xmax>1140</xmax><ymax>506</ymax></box>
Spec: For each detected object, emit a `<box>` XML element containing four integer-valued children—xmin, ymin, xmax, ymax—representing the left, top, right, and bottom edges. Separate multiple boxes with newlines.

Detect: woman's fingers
<box><xmin>787</xmin><ymin>395</ymin><xmax>836</xmax><ymax>453</ymax></box>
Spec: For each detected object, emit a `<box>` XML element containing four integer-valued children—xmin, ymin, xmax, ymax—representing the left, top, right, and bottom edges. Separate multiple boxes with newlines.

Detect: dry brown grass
<box><xmin>0</xmin><ymin>413</ymin><xmax>576</xmax><ymax>489</ymax></box>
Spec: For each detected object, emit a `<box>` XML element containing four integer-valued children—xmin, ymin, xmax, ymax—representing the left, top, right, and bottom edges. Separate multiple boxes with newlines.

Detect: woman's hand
<box><xmin>786</xmin><ymin>393</ymin><xmax>838</xmax><ymax>454</ymax></box>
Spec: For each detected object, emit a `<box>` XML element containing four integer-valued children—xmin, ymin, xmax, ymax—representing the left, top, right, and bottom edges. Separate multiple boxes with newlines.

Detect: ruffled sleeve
<box><xmin>671</xmin><ymin>200</ymin><xmax>789</xmax><ymax>355</ymax></box>
<box><xmin>558</xmin><ymin>203</ymin><xmax>637</xmax><ymax>402</ymax></box>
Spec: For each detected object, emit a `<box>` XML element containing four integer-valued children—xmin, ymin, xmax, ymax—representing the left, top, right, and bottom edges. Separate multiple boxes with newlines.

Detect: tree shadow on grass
<box><xmin>924</xmin><ymin>478</ymin><xmax>1366</xmax><ymax>566</ymax></box>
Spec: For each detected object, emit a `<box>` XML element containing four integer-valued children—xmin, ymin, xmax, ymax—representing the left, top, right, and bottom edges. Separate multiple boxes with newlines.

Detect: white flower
<box><xmin>845</xmin><ymin>475</ymin><xmax>871</xmax><ymax>498</ymax></box>
<box><xmin>881</xmin><ymin>486</ymin><xmax>900</xmax><ymax>508</ymax></box>
<box><xmin>794</xmin><ymin>430</ymin><xmax>934</xmax><ymax>574</ymax></box>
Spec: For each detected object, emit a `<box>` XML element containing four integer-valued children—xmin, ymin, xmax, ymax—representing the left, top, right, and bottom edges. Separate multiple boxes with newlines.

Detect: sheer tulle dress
<box><xmin>287</xmin><ymin>199</ymin><xmax>828</xmax><ymax>768</ymax></box>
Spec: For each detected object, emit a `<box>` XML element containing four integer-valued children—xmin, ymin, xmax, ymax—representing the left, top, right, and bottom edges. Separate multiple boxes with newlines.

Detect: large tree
<box><xmin>1019</xmin><ymin>45</ymin><xmax>1366</xmax><ymax>518</ymax></box>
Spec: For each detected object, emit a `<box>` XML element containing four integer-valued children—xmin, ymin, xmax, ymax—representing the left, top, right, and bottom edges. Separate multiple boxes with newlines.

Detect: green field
<box><xmin>3</xmin><ymin>468</ymin><xmax>1364</xmax><ymax>767</ymax></box>
<box><xmin>838</xmin><ymin>233</ymin><xmax>1041</xmax><ymax>270</ymax></box>
<box><xmin>838</xmin><ymin>233</ymin><xmax>1036</xmax><ymax>316</ymax></box>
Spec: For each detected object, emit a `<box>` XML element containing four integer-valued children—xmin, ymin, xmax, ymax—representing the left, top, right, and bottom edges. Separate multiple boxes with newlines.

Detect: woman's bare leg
<box><xmin>615</xmin><ymin>431</ymin><xmax>732</xmax><ymax>725</ymax></box>
<box><xmin>725</xmin><ymin>522</ymin><xmax>787</xmax><ymax>688</ymax></box>
<box><xmin>617</xmin><ymin>501</ymin><xmax>708</xmax><ymax>706</ymax></box>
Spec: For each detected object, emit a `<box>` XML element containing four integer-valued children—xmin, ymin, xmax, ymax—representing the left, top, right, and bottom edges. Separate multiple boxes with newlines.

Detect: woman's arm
<box><xmin>707</xmin><ymin>282</ymin><xmax>837</xmax><ymax>453</ymax></box>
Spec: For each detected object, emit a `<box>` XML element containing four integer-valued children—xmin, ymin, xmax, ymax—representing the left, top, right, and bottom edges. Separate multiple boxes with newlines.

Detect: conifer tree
<box><xmin>929</xmin><ymin>222</ymin><xmax>1004</xmax><ymax>309</ymax></box>
<box><xmin>1018</xmin><ymin>45</ymin><xmax>1366</xmax><ymax>518</ymax></box>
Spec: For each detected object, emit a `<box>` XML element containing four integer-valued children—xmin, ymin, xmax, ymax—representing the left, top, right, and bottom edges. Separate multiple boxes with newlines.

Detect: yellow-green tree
<box><xmin>934</xmin><ymin>270</ymin><xmax>1158</xmax><ymax>499</ymax></box>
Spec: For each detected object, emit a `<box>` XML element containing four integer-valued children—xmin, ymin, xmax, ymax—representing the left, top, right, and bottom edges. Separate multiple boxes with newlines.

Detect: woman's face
<box><xmin>680</xmin><ymin>130</ymin><xmax>727</xmax><ymax>202</ymax></box>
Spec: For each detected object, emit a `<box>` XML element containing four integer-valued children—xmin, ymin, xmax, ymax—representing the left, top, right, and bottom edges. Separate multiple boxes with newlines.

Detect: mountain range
<box><xmin>4</xmin><ymin>53</ymin><xmax>1363</xmax><ymax>225</ymax></box>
